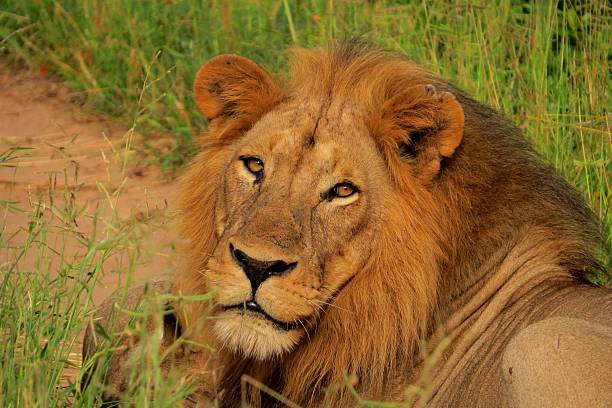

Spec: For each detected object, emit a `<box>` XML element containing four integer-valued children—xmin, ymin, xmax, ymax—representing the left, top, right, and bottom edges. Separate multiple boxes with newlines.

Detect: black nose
<box><xmin>230</xmin><ymin>243</ymin><xmax>297</xmax><ymax>293</ymax></box>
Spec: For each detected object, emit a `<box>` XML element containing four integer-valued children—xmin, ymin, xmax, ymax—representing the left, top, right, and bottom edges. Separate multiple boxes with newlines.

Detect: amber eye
<box><xmin>330</xmin><ymin>182</ymin><xmax>358</xmax><ymax>198</ymax></box>
<box><xmin>241</xmin><ymin>157</ymin><xmax>264</xmax><ymax>177</ymax></box>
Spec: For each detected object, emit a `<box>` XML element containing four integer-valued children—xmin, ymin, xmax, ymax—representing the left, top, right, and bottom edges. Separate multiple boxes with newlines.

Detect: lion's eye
<box><xmin>241</xmin><ymin>157</ymin><xmax>264</xmax><ymax>177</ymax></box>
<box><xmin>330</xmin><ymin>182</ymin><xmax>358</xmax><ymax>198</ymax></box>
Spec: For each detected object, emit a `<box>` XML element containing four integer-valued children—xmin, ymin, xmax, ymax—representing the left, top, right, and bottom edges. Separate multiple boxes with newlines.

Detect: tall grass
<box><xmin>0</xmin><ymin>1</ymin><xmax>610</xmax><ymax>406</ymax></box>
<box><xmin>0</xmin><ymin>142</ymin><xmax>198</xmax><ymax>405</ymax></box>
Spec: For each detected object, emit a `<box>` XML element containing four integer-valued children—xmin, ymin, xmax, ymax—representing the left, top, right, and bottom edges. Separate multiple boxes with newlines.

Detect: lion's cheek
<box><xmin>321</xmin><ymin>243</ymin><xmax>369</xmax><ymax>292</ymax></box>
<box><xmin>256</xmin><ymin>283</ymin><xmax>319</xmax><ymax>323</ymax></box>
<box><xmin>207</xmin><ymin>272</ymin><xmax>251</xmax><ymax>306</ymax></box>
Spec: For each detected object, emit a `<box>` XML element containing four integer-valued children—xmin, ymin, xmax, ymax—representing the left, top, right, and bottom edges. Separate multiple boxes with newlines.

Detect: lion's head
<box><xmin>172</xmin><ymin>42</ymin><xmax>603</xmax><ymax>406</ymax></box>
<box><xmin>176</xmin><ymin>44</ymin><xmax>464</xmax><ymax>360</ymax></box>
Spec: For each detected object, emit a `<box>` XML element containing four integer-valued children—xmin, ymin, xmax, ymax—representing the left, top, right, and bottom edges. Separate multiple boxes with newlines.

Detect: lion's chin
<box><xmin>213</xmin><ymin>311</ymin><xmax>302</xmax><ymax>360</ymax></box>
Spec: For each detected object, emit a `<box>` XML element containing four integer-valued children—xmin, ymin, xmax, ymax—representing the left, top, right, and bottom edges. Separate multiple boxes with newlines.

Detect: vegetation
<box><xmin>0</xmin><ymin>0</ymin><xmax>609</xmax><ymax>406</ymax></box>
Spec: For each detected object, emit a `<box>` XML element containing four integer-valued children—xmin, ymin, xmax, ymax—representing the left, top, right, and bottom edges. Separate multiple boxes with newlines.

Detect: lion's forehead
<box><xmin>250</xmin><ymin>100</ymin><xmax>374</xmax><ymax>156</ymax></box>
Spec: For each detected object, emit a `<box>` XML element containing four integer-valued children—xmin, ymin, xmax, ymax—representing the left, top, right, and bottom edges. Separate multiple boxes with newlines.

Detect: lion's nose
<box><xmin>230</xmin><ymin>243</ymin><xmax>297</xmax><ymax>293</ymax></box>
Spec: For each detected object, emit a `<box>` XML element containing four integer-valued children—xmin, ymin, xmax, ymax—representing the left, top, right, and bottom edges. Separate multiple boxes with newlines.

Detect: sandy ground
<box><xmin>0</xmin><ymin>63</ymin><xmax>182</xmax><ymax>384</ymax></box>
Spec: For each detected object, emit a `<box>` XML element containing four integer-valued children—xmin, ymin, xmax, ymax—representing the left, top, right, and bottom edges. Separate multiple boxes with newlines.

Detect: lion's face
<box><xmin>183</xmin><ymin>52</ymin><xmax>464</xmax><ymax>360</ymax></box>
<box><xmin>207</xmin><ymin>102</ymin><xmax>388</xmax><ymax>359</ymax></box>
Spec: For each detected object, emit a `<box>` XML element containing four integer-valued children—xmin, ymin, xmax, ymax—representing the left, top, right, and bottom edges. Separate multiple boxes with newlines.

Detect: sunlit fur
<box><xmin>213</xmin><ymin>310</ymin><xmax>302</xmax><ymax>360</ymax></box>
<box><xmin>172</xmin><ymin>42</ymin><xmax>606</xmax><ymax>407</ymax></box>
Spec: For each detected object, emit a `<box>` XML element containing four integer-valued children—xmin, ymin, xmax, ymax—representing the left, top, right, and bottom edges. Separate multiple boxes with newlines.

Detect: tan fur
<box><xmin>502</xmin><ymin>317</ymin><xmax>612</xmax><ymax>408</ymax></box>
<box><xmin>87</xmin><ymin>42</ymin><xmax>610</xmax><ymax>407</ymax></box>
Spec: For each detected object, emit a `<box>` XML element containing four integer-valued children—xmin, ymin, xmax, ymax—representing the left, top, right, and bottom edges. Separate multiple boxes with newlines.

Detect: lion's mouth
<box><xmin>223</xmin><ymin>301</ymin><xmax>301</xmax><ymax>331</ymax></box>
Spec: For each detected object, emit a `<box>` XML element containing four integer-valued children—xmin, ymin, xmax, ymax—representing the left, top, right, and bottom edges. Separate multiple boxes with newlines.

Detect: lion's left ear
<box><xmin>378</xmin><ymin>84</ymin><xmax>464</xmax><ymax>184</ymax></box>
<box><xmin>194</xmin><ymin>54</ymin><xmax>281</xmax><ymax>133</ymax></box>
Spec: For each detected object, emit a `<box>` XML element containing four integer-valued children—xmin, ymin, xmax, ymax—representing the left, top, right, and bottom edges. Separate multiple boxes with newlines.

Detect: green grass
<box><xmin>0</xmin><ymin>144</ymin><xmax>197</xmax><ymax>406</ymax></box>
<box><xmin>0</xmin><ymin>0</ymin><xmax>610</xmax><ymax>406</ymax></box>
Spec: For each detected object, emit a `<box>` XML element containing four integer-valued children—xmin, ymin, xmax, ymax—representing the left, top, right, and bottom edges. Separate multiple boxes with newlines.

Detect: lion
<box><xmin>84</xmin><ymin>41</ymin><xmax>612</xmax><ymax>407</ymax></box>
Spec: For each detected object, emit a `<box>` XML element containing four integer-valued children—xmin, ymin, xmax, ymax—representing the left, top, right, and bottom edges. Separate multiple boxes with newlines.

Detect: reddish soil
<box><xmin>0</xmin><ymin>63</ymin><xmax>182</xmax><ymax>382</ymax></box>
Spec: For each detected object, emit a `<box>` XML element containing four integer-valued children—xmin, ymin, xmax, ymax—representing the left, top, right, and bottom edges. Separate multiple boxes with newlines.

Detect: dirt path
<box><xmin>0</xmin><ymin>64</ymin><xmax>182</xmax><ymax>384</ymax></box>
<box><xmin>0</xmin><ymin>63</ymin><xmax>181</xmax><ymax>301</ymax></box>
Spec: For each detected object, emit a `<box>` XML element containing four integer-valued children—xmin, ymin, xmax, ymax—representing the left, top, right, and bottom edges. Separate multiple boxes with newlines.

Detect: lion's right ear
<box><xmin>194</xmin><ymin>55</ymin><xmax>281</xmax><ymax>129</ymax></box>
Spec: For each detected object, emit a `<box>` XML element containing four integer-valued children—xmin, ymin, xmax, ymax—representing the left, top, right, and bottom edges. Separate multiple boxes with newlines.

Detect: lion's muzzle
<box><xmin>223</xmin><ymin>301</ymin><xmax>302</xmax><ymax>331</ymax></box>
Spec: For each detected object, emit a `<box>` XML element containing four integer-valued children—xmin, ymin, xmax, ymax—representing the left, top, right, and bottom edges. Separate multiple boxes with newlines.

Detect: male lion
<box><xmin>84</xmin><ymin>42</ymin><xmax>612</xmax><ymax>407</ymax></box>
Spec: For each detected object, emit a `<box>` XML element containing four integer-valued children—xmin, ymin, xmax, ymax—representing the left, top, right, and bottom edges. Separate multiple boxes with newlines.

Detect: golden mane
<box><xmin>173</xmin><ymin>41</ymin><xmax>606</xmax><ymax>407</ymax></box>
